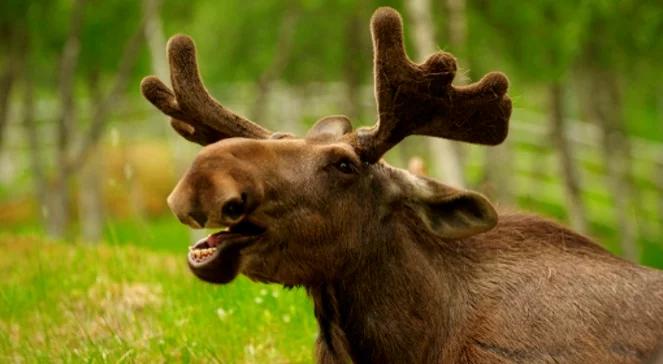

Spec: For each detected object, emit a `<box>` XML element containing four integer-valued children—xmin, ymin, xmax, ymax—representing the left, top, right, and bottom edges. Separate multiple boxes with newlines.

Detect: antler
<box><xmin>140</xmin><ymin>35</ymin><xmax>271</xmax><ymax>145</ymax></box>
<box><xmin>353</xmin><ymin>7</ymin><xmax>512</xmax><ymax>163</ymax></box>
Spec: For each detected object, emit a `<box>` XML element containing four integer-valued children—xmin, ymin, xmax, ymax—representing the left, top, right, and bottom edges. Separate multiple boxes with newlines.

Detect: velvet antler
<box><xmin>353</xmin><ymin>7</ymin><xmax>512</xmax><ymax>163</ymax></box>
<box><xmin>140</xmin><ymin>35</ymin><xmax>271</xmax><ymax>145</ymax></box>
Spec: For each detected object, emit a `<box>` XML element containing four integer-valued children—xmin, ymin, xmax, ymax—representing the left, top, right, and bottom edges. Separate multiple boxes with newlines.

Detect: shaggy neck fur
<box><xmin>306</xmin><ymin>212</ymin><xmax>663</xmax><ymax>363</ymax></box>
<box><xmin>307</xmin><ymin>210</ymin><xmax>473</xmax><ymax>363</ymax></box>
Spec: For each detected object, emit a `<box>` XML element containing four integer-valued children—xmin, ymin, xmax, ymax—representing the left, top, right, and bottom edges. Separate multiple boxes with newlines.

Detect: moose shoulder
<box><xmin>141</xmin><ymin>7</ymin><xmax>663</xmax><ymax>364</ymax></box>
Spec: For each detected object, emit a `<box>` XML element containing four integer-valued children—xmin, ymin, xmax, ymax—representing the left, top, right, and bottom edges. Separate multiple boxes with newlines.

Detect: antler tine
<box><xmin>354</xmin><ymin>7</ymin><xmax>512</xmax><ymax>163</ymax></box>
<box><xmin>140</xmin><ymin>34</ymin><xmax>271</xmax><ymax>145</ymax></box>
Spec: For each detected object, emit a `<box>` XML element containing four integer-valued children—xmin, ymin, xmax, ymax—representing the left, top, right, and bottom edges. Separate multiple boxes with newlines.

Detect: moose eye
<box><xmin>334</xmin><ymin>159</ymin><xmax>356</xmax><ymax>174</ymax></box>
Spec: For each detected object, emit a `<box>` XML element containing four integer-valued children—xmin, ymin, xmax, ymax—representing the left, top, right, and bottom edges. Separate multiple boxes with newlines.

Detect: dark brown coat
<box><xmin>310</xmin><ymin>210</ymin><xmax>663</xmax><ymax>363</ymax></box>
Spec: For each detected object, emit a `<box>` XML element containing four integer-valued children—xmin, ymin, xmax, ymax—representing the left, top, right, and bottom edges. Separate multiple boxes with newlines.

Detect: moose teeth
<box><xmin>190</xmin><ymin>247</ymin><xmax>217</xmax><ymax>260</ymax></box>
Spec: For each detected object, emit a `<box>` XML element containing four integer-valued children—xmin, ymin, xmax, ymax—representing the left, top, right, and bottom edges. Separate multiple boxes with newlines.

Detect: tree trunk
<box><xmin>585</xmin><ymin>69</ymin><xmax>638</xmax><ymax>261</ymax></box>
<box><xmin>523</xmin><ymin>135</ymin><xmax>552</xmax><ymax>209</ymax></box>
<box><xmin>445</xmin><ymin>0</ymin><xmax>467</xmax><ymax>59</ymax></box>
<box><xmin>549</xmin><ymin>82</ymin><xmax>587</xmax><ymax>233</ymax></box>
<box><xmin>142</xmin><ymin>0</ymin><xmax>191</xmax><ymax>182</ymax></box>
<box><xmin>343</xmin><ymin>4</ymin><xmax>367</xmax><ymax>122</ymax></box>
<box><xmin>78</xmin><ymin>145</ymin><xmax>104</xmax><ymax>242</ymax></box>
<box><xmin>70</xmin><ymin>25</ymin><xmax>144</xmax><ymax>242</ymax></box>
<box><xmin>444</xmin><ymin>0</ymin><xmax>471</xmax><ymax>179</ymax></box>
<box><xmin>463</xmin><ymin>0</ymin><xmax>510</xmax><ymax>201</ymax></box>
<box><xmin>22</xmin><ymin>69</ymin><xmax>49</xmax><ymax>225</ymax></box>
<box><xmin>405</xmin><ymin>0</ymin><xmax>464</xmax><ymax>187</ymax></box>
<box><xmin>143</xmin><ymin>0</ymin><xmax>168</xmax><ymax>81</ymax></box>
<box><xmin>67</xmin><ymin>24</ymin><xmax>145</xmax><ymax>170</ymax></box>
<box><xmin>250</xmin><ymin>6</ymin><xmax>299</xmax><ymax>130</ymax></box>
<box><xmin>77</xmin><ymin>73</ymin><xmax>105</xmax><ymax>243</ymax></box>
<box><xmin>48</xmin><ymin>0</ymin><xmax>86</xmax><ymax>239</ymax></box>
<box><xmin>141</xmin><ymin>0</ymin><xmax>204</xmax><ymax>240</ymax></box>
<box><xmin>483</xmin><ymin>144</ymin><xmax>513</xmax><ymax>203</ymax></box>
<box><xmin>0</xmin><ymin>27</ymin><xmax>24</xmax><ymax>155</ymax></box>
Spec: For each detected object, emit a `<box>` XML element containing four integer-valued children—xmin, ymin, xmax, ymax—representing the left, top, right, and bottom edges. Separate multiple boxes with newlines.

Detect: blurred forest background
<box><xmin>0</xmin><ymin>0</ymin><xmax>662</xmax><ymax>361</ymax></box>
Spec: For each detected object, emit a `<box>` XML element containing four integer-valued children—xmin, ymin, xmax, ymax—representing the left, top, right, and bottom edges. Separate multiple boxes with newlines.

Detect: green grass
<box><xmin>103</xmin><ymin>215</ymin><xmax>191</xmax><ymax>253</ymax></box>
<box><xmin>0</xmin><ymin>235</ymin><xmax>317</xmax><ymax>363</ymax></box>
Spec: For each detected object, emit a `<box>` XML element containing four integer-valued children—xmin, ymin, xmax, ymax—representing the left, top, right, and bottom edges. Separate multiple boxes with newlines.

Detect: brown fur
<box><xmin>140</xmin><ymin>7</ymin><xmax>663</xmax><ymax>364</ymax></box>
<box><xmin>307</xmin><ymin>211</ymin><xmax>663</xmax><ymax>363</ymax></box>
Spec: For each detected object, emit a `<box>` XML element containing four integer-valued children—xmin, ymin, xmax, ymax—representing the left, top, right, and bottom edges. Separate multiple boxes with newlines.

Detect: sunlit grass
<box><xmin>0</xmin><ymin>235</ymin><xmax>317</xmax><ymax>363</ymax></box>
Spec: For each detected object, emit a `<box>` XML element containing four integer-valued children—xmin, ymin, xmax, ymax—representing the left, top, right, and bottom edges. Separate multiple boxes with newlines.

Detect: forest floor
<box><xmin>0</xmin><ymin>234</ymin><xmax>317</xmax><ymax>363</ymax></box>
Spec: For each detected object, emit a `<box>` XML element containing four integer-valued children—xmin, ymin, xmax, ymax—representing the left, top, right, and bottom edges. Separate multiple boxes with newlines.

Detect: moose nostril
<box><xmin>189</xmin><ymin>211</ymin><xmax>207</xmax><ymax>227</ymax></box>
<box><xmin>222</xmin><ymin>198</ymin><xmax>245</xmax><ymax>221</ymax></box>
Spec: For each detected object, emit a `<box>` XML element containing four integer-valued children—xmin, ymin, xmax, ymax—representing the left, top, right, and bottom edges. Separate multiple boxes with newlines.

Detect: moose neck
<box><xmin>307</xmin><ymin>212</ymin><xmax>475</xmax><ymax>363</ymax></box>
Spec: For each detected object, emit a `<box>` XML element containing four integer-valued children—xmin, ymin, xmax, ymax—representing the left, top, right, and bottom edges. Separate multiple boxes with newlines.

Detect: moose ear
<box><xmin>410</xmin><ymin>181</ymin><xmax>497</xmax><ymax>239</ymax></box>
<box><xmin>306</xmin><ymin>115</ymin><xmax>353</xmax><ymax>141</ymax></box>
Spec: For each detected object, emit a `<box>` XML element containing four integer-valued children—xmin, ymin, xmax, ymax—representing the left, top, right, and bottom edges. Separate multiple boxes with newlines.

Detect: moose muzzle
<box><xmin>166</xmin><ymin>169</ymin><xmax>261</xmax><ymax>229</ymax></box>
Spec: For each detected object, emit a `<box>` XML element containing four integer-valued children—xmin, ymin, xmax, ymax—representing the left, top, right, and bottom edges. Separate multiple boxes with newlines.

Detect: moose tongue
<box><xmin>207</xmin><ymin>232</ymin><xmax>224</xmax><ymax>248</ymax></box>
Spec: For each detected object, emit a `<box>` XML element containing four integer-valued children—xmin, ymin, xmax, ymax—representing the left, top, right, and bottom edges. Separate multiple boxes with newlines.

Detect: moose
<box><xmin>141</xmin><ymin>7</ymin><xmax>663</xmax><ymax>364</ymax></box>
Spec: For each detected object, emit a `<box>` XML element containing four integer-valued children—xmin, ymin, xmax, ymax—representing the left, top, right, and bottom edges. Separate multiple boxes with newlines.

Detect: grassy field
<box><xmin>0</xmin><ymin>234</ymin><xmax>318</xmax><ymax>363</ymax></box>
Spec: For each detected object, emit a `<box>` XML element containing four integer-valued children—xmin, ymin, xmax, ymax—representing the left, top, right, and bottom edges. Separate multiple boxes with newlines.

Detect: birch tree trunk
<box><xmin>72</xmin><ymin>25</ymin><xmax>144</xmax><ymax>242</ymax></box>
<box><xmin>143</xmin><ymin>0</ymin><xmax>168</xmax><ymax>81</ymax></box>
<box><xmin>250</xmin><ymin>5</ymin><xmax>299</xmax><ymax>132</ymax></box>
<box><xmin>77</xmin><ymin>73</ymin><xmax>105</xmax><ymax>243</ymax></box>
<box><xmin>142</xmin><ymin>0</ymin><xmax>205</xmax><ymax>242</ymax></box>
<box><xmin>78</xmin><ymin>145</ymin><xmax>104</xmax><ymax>242</ymax></box>
<box><xmin>585</xmin><ymin>70</ymin><xmax>638</xmax><ymax>261</ymax></box>
<box><xmin>405</xmin><ymin>0</ymin><xmax>464</xmax><ymax>187</ymax></box>
<box><xmin>483</xmin><ymin>143</ymin><xmax>513</xmax><ymax>203</ymax></box>
<box><xmin>48</xmin><ymin>0</ymin><xmax>86</xmax><ymax>238</ymax></box>
<box><xmin>343</xmin><ymin>8</ymin><xmax>364</xmax><ymax>122</ymax></box>
<box><xmin>142</xmin><ymin>0</ymin><xmax>186</xmax><ymax>182</ymax></box>
<box><xmin>68</xmin><ymin>25</ymin><xmax>145</xmax><ymax>169</ymax></box>
<box><xmin>444</xmin><ymin>0</ymin><xmax>468</xmax><ymax>171</ymax></box>
<box><xmin>22</xmin><ymin>68</ymin><xmax>50</xmax><ymax>225</ymax></box>
<box><xmin>0</xmin><ymin>27</ymin><xmax>23</xmax><ymax>155</ymax></box>
<box><xmin>549</xmin><ymin>82</ymin><xmax>587</xmax><ymax>233</ymax></box>
<box><xmin>453</xmin><ymin>0</ymin><xmax>510</xmax><ymax>202</ymax></box>
<box><xmin>445</xmin><ymin>0</ymin><xmax>466</xmax><ymax>58</ymax></box>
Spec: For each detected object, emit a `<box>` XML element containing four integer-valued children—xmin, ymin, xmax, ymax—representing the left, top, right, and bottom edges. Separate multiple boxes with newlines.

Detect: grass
<box><xmin>103</xmin><ymin>215</ymin><xmax>191</xmax><ymax>253</ymax></box>
<box><xmin>0</xmin><ymin>234</ymin><xmax>318</xmax><ymax>363</ymax></box>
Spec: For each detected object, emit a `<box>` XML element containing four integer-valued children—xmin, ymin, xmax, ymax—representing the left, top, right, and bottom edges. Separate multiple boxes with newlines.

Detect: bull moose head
<box><xmin>140</xmin><ymin>7</ymin><xmax>511</xmax><ymax>286</ymax></box>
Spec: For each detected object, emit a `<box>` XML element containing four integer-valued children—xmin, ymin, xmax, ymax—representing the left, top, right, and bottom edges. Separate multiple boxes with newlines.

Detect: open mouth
<box><xmin>187</xmin><ymin>219</ymin><xmax>266</xmax><ymax>284</ymax></box>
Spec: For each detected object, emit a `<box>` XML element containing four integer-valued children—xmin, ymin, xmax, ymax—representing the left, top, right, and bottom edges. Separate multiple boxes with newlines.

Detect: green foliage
<box><xmin>469</xmin><ymin>0</ymin><xmax>590</xmax><ymax>81</ymax></box>
<box><xmin>78</xmin><ymin>0</ymin><xmax>143</xmax><ymax>76</ymax></box>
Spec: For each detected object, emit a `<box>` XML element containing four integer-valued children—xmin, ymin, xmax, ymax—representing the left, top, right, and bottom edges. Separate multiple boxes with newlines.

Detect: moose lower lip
<box><xmin>186</xmin><ymin>219</ymin><xmax>266</xmax><ymax>284</ymax></box>
<box><xmin>188</xmin><ymin>238</ymin><xmax>220</xmax><ymax>265</ymax></box>
<box><xmin>187</xmin><ymin>232</ymin><xmax>230</xmax><ymax>267</ymax></box>
<box><xmin>187</xmin><ymin>229</ymin><xmax>264</xmax><ymax>272</ymax></box>
<box><xmin>186</xmin><ymin>234</ymin><xmax>261</xmax><ymax>284</ymax></box>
